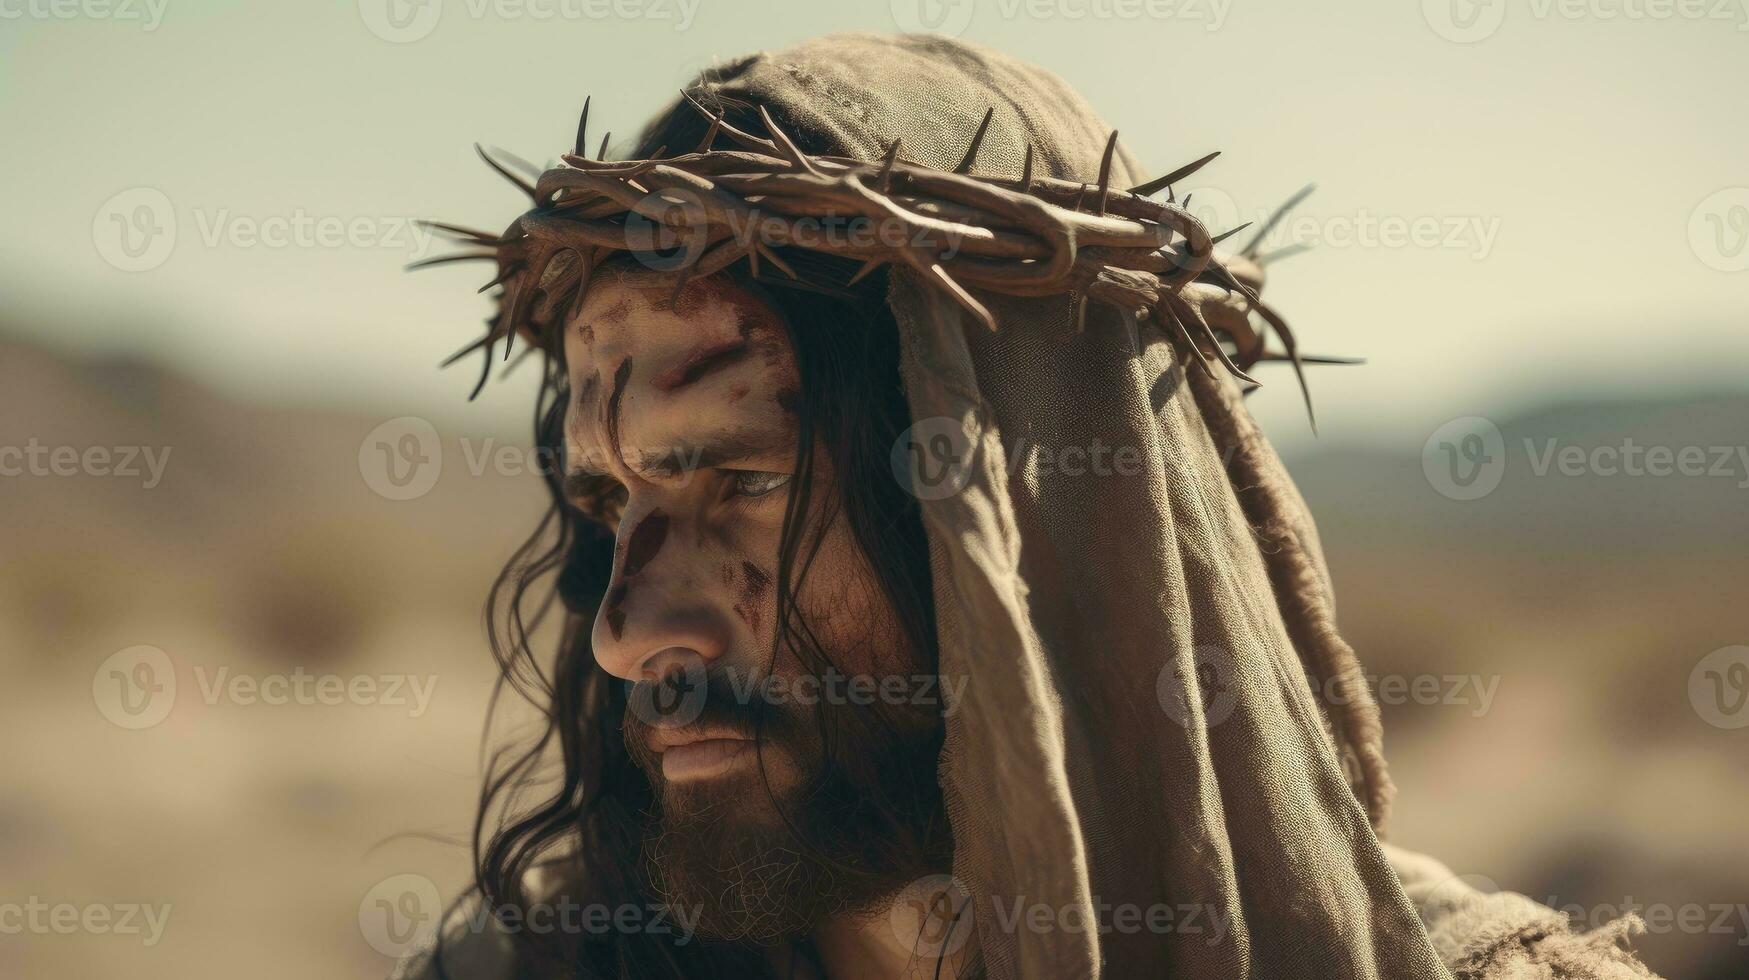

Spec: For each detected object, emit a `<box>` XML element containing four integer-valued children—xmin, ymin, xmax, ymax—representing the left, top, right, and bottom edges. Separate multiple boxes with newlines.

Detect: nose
<box><xmin>589</xmin><ymin>505</ymin><xmax>732</xmax><ymax>681</ymax></box>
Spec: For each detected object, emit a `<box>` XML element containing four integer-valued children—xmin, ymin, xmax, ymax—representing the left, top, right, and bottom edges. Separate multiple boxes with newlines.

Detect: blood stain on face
<box><xmin>603</xmin><ymin>357</ymin><xmax>634</xmax><ymax>456</ymax></box>
<box><xmin>734</xmin><ymin>561</ymin><xmax>773</xmax><ymax>633</ymax></box>
<box><xmin>602</xmin><ymin>582</ymin><xmax>630</xmax><ymax>640</ymax></box>
<box><xmin>650</xmin><ymin>337</ymin><xmax>750</xmax><ymax>393</ymax></box>
<box><xmin>621</xmin><ymin>510</ymin><xmax>670</xmax><ymax>578</ymax></box>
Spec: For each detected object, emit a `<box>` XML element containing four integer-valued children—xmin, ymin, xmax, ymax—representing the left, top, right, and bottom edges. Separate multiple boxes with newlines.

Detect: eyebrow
<box><xmin>563</xmin><ymin>427</ymin><xmax>791</xmax><ymax>498</ymax></box>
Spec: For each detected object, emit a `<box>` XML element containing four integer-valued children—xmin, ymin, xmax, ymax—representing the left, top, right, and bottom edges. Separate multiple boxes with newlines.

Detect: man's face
<box><xmin>561</xmin><ymin>266</ymin><xmax>941</xmax><ymax>939</ymax></box>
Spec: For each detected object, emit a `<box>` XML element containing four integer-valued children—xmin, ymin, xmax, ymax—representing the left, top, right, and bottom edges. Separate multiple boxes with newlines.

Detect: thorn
<box><xmin>1243</xmin><ymin>184</ymin><xmax>1315</xmax><ymax>258</ymax></box>
<box><xmin>923</xmin><ymin>261</ymin><xmax>995</xmax><ymax>331</ymax></box>
<box><xmin>495</xmin><ymin>148</ymin><xmax>543</xmax><ymax>180</ymax></box>
<box><xmin>1128</xmin><ymin>150</ymin><xmax>1221</xmax><ymax>199</ymax></box>
<box><xmin>1160</xmin><ymin>307</ymin><xmax>1216</xmax><ymax>380</ymax></box>
<box><xmin>598</xmin><ymin>131</ymin><xmax>612</xmax><ymax>159</ymax></box>
<box><xmin>1071</xmin><ymin>183</ymin><xmax>1087</xmax><ymax>212</ymax></box>
<box><xmin>440</xmin><ymin>335</ymin><xmax>490</xmax><ymax>369</ymax></box>
<box><xmin>417</xmin><ymin>221</ymin><xmax>502</xmax><ymax>245</ymax></box>
<box><xmin>476</xmin><ymin>263</ymin><xmax>521</xmax><ymax>293</ymax></box>
<box><xmin>469</xmin><ymin>334</ymin><xmax>495</xmax><ymax>400</ymax></box>
<box><xmin>1257</xmin><ymin>352</ymin><xmax>1365</xmax><ymax>365</ymax></box>
<box><xmin>1074</xmin><ymin>293</ymin><xmax>1089</xmax><ymax>333</ymax></box>
<box><xmin>499</xmin><ymin>343</ymin><xmax>539</xmax><ymax>380</ymax></box>
<box><xmin>1255</xmin><ymin>242</ymin><xmax>1315</xmax><ymax>267</ymax></box>
<box><xmin>847</xmin><ymin>258</ymin><xmax>882</xmax><ymax>286</ymax></box>
<box><xmin>1094</xmin><ymin>130</ymin><xmax>1118</xmax><ymax>216</ymax></box>
<box><xmin>1210</xmin><ymin>222</ymin><xmax>1253</xmax><ymax>247</ymax></box>
<box><xmin>954</xmin><ymin>107</ymin><xmax>995</xmax><ymax>175</ymax></box>
<box><xmin>1182</xmin><ymin>193</ymin><xmax>1193</xmax><ymax>208</ymax></box>
<box><xmin>1161</xmin><ymin>291</ymin><xmax>1258</xmax><ymax>385</ymax></box>
<box><xmin>574</xmin><ymin>96</ymin><xmax>591</xmax><ymax>157</ymax></box>
<box><xmin>406</xmin><ymin>252</ymin><xmax>496</xmax><ymax>271</ymax></box>
<box><xmin>1255</xmin><ymin>305</ymin><xmax>1317</xmax><ymax>432</ymax></box>
<box><xmin>475</xmin><ymin>144</ymin><xmax>537</xmax><ymax>201</ymax></box>
<box><xmin>1019</xmin><ymin>144</ymin><xmax>1034</xmax><ymax>195</ymax></box>
<box><xmin>757</xmin><ymin>105</ymin><xmax>820</xmax><ymax>176</ymax></box>
<box><xmin>755</xmin><ymin>242</ymin><xmax>797</xmax><ymax>279</ymax></box>
<box><xmin>875</xmin><ymin>138</ymin><xmax>901</xmax><ymax>193</ymax></box>
<box><xmin>696</xmin><ymin>108</ymin><xmax>724</xmax><ymax>153</ymax></box>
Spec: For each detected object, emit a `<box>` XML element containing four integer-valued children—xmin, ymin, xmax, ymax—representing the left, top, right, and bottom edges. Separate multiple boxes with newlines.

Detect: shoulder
<box><xmin>387</xmin><ymin>897</ymin><xmax>517</xmax><ymax>980</ymax></box>
<box><xmin>1382</xmin><ymin>843</ymin><xmax>1663</xmax><ymax>979</ymax></box>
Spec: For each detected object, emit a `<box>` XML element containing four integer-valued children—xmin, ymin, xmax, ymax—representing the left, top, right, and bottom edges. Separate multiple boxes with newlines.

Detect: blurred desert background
<box><xmin>3</xmin><ymin>1</ymin><xmax>1746</xmax><ymax>978</ymax></box>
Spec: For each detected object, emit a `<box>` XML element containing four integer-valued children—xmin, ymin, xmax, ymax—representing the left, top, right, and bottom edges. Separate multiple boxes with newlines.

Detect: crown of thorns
<box><xmin>419</xmin><ymin>94</ymin><xmax>1351</xmax><ymax>423</ymax></box>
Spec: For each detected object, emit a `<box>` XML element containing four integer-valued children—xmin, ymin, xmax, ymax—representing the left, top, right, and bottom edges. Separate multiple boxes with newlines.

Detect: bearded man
<box><xmin>394</xmin><ymin>32</ymin><xmax>1661</xmax><ymax>980</ymax></box>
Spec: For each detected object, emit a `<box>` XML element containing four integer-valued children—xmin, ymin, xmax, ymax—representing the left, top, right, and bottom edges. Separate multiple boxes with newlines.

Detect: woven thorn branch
<box><xmin>417</xmin><ymin>94</ymin><xmax>1352</xmax><ymax>427</ymax></box>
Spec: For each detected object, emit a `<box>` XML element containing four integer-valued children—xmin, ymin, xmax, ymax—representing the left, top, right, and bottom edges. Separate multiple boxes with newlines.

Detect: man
<box><xmin>398</xmin><ymin>32</ymin><xmax>1660</xmax><ymax>980</ymax></box>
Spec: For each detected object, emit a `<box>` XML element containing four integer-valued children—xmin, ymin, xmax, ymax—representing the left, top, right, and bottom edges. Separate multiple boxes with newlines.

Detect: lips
<box><xmin>643</xmin><ymin>724</ymin><xmax>757</xmax><ymax>781</ymax></box>
<box><xmin>659</xmin><ymin>737</ymin><xmax>755</xmax><ymax>780</ymax></box>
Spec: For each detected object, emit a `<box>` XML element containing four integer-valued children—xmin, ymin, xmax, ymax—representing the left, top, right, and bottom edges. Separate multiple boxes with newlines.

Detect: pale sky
<box><xmin>3</xmin><ymin>0</ymin><xmax>1745</xmax><ymax>452</ymax></box>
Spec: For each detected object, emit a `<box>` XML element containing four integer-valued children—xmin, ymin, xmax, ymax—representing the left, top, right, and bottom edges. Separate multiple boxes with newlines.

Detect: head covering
<box><xmin>685</xmin><ymin>32</ymin><xmax>1439</xmax><ymax>978</ymax></box>
<box><xmin>396</xmin><ymin>30</ymin><xmax>1662</xmax><ymax>980</ymax></box>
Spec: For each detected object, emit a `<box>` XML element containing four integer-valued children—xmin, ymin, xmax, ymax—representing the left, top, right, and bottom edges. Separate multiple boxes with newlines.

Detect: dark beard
<box><xmin>624</xmin><ymin>668</ymin><xmax>949</xmax><ymax>943</ymax></box>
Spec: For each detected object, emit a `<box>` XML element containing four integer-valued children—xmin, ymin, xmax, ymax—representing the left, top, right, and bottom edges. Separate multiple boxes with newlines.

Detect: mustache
<box><xmin>620</xmin><ymin>666</ymin><xmax>808</xmax><ymax>764</ymax></box>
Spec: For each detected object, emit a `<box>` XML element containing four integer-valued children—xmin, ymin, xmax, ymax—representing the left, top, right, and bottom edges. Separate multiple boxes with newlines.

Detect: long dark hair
<box><xmin>447</xmin><ymin>93</ymin><xmax>945</xmax><ymax>979</ymax></box>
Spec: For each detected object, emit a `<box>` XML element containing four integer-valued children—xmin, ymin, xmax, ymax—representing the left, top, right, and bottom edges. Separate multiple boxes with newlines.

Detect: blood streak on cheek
<box><xmin>734</xmin><ymin>561</ymin><xmax>773</xmax><ymax>633</ymax></box>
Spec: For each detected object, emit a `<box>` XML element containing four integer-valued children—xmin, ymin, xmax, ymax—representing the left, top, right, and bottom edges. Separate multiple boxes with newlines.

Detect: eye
<box><xmin>729</xmin><ymin>470</ymin><xmax>792</xmax><ymax>499</ymax></box>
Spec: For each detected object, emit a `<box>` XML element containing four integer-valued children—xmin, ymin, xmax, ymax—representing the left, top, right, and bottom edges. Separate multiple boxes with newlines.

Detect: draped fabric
<box><xmin>699</xmin><ymin>32</ymin><xmax>1449</xmax><ymax>979</ymax></box>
